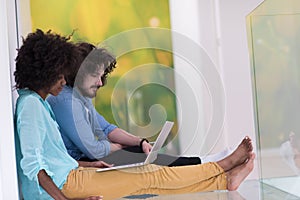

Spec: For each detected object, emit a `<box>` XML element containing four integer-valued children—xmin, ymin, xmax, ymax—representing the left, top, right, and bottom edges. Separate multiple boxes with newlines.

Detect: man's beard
<box><xmin>79</xmin><ymin>85</ymin><xmax>100</xmax><ymax>98</ymax></box>
<box><xmin>89</xmin><ymin>86</ymin><xmax>99</xmax><ymax>98</ymax></box>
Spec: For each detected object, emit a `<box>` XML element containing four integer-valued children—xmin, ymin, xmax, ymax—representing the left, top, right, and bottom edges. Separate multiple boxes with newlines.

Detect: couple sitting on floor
<box><xmin>14</xmin><ymin>29</ymin><xmax>255</xmax><ymax>200</ymax></box>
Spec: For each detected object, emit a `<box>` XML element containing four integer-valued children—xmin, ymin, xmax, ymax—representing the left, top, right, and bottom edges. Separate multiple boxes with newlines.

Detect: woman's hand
<box><xmin>92</xmin><ymin>160</ymin><xmax>114</xmax><ymax>168</ymax></box>
<box><xmin>85</xmin><ymin>197</ymin><xmax>103</xmax><ymax>200</ymax></box>
<box><xmin>72</xmin><ymin>196</ymin><xmax>103</xmax><ymax>200</ymax></box>
<box><xmin>78</xmin><ymin>160</ymin><xmax>113</xmax><ymax>168</ymax></box>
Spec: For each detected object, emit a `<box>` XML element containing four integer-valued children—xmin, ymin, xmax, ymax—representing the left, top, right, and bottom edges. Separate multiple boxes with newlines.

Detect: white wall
<box><xmin>216</xmin><ymin>0</ymin><xmax>264</xmax><ymax>179</ymax></box>
<box><xmin>169</xmin><ymin>0</ymin><xmax>209</xmax><ymax>157</ymax></box>
<box><xmin>170</xmin><ymin>0</ymin><xmax>264</xmax><ymax>179</ymax></box>
<box><xmin>0</xmin><ymin>0</ymin><xmax>19</xmax><ymax>199</ymax></box>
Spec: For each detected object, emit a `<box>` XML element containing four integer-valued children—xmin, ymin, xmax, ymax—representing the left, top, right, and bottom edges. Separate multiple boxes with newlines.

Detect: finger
<box><xmin>101</xmin><ymin>161</ymin><xmax>114</xmax><ymax>167</ymax></box>
<box><xmin>144</xmin><ymin>148</ymin><xmax>150</xmax><ymax>154</ymax></box>
<box><xmin>143</xmin><ymin>145</ymin><xmax>151</xmax><ymax>154</ymax></box>
<box><xmin>87</xmin><ymin>196</ymin><xmax>103</xmax><ymax>200</ymax></box>
<box><xmin>104</xmin><ymin>163</ymin><xmax>114</xmax><ymax>167</ymax></box>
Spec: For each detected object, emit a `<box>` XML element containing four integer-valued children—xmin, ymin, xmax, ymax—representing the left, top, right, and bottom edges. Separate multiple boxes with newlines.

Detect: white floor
<box><xmin>119</xmin><ymin>148</ymin><xmax>300</xmax><ymax>200</ymax></box>
<box><xmin>263</xmin><ymin>177</ymin><xmax>300</xmax><ymax>198</ymax></box>
<box><xmin>119</xmin><ymin>180</ymin><xmax>300</xmax><ymax>200</ymax></box>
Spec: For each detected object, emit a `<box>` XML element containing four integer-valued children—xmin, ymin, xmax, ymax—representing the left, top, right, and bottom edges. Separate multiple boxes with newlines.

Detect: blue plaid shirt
<box><xmin>47</xmin><ymin>86</ymin><xmax>117</xmax><ymax>160</ymax></box>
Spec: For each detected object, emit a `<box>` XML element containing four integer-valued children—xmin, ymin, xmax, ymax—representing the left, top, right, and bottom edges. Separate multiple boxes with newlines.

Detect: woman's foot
<box><xmin>226</xmin><ymin>153</ymin><xmax>255</xmax><ymax>191</ymax></box>
<box><xmin>217</xmin><ymin>136</ymin><xmax>253</xmax><ymax>171</ymax></box>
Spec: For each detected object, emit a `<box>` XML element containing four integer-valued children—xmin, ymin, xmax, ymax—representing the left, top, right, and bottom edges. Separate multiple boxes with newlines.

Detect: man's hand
<box><xmin>141</xmin><ymin>141</ymin><xmax>152</xmax><ymax>154</ymax></box>
<box><xmin>110</xmin><ymin>143</ymin><xmax>123</xmax><ymax>152</ymax></box>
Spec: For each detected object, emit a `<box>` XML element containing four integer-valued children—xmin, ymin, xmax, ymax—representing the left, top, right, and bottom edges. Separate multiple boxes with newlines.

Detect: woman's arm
<box><xmin>38</xmin><ymin>170</ymin><xmax>103</xmax><ymax>200</ymax></box>
<box><xmin>38</xmin><ymin>169</ymin><xmax>68</xmax><ymax>200</ymax></box>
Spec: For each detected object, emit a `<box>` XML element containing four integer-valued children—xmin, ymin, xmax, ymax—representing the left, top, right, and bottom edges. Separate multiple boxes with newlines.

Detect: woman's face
<box><xmin>49</xmin><ymin>75</ymin><xmax>66</xmax><ymax>96</ymax></box>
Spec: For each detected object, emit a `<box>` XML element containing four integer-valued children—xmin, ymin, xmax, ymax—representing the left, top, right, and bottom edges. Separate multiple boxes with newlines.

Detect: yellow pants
<box><xmin>61</xmin><ymin>162</ymin><xmax>226</xmax><ymax>199</ymax></box>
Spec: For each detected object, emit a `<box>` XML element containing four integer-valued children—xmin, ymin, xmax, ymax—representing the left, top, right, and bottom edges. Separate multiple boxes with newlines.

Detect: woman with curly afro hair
<box><xmin>14</xmin><ymin>29</ymin><xmax>255</xmax><ymax>200</ymax></box>
<box><xmin>14</xmin><ymin>29</ymin><xmax>77</xmax><ymax>96</ymax></box>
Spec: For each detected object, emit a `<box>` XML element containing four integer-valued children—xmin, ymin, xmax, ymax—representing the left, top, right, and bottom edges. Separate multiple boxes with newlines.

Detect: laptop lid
<box><xmin>96</xmin><ymin>121</ymin><xmax>174</xmax><ymax>172</ymax></box>
<box><xmin>143</xmin><ymin>121</ymin><xmax>174</xmax><ymax>164</ymax></box>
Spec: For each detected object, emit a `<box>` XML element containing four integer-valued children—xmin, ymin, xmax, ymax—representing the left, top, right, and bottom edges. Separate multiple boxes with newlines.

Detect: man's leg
<box><xmin>154</xmin><ymin>154</ymin><xmax>201</xmax><ymax>166</ymax></box>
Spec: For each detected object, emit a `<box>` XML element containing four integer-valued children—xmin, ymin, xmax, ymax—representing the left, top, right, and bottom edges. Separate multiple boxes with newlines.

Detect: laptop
<box><xmin>96</xmin><ymin>121</ymin><xmax>174</xmax><ymax>172</ymax></box>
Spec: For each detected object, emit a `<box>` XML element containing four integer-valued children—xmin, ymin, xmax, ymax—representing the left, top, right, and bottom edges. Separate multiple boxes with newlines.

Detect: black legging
<box><xmin>79</xmin><ymin>146</ymin><xmax>201</xmax><ymax>167</ymax></box>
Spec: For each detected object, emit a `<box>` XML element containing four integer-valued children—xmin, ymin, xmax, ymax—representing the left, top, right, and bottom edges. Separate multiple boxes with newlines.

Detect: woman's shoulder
<box><xmin>16</xmin><ymin>90</ymin><xmax>45</xmax><ymax>114</ymax></box>
<box><xmin>17</xmin><ymin>90</ymin><xmax>40</xmax><ymax>105</ymax></box>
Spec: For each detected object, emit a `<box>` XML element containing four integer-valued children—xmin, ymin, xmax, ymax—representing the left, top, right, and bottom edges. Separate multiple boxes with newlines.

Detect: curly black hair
<box><xmin>65</xmin><ymin>42</ymin><xmax>117</xmax><ymax>87</ymax></box>
<box><xmin>14</xmin><ymin>29</ymin><xmax>78</xmax><ymax>91</ymax></box>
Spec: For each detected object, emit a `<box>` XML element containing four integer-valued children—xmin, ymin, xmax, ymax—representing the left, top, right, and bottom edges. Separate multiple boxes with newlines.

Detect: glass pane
<box><xmin>247</xmin><ymin>0</ymin><xmax>300</xmax><ymax>197</ymax></box>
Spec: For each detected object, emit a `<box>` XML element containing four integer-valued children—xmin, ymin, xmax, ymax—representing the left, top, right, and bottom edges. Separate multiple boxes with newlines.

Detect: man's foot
<box><xmin>226</xmin><ymin>153</ymin><xmax>255</xmax><ymax>191</ymax></box>
<box><xmin>217</xmin><ymin>136</ymin><xmax>253</xmax><ymax>171</ymax></box>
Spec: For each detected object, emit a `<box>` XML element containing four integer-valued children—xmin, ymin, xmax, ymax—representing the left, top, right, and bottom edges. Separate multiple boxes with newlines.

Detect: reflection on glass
<box><xmin>247</xmin><ymin>0</ymin><xmax>300</xmax><ymax>197</ymax></box>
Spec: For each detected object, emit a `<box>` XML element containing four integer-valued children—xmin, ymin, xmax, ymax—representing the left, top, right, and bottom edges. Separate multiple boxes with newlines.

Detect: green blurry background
<box><xmin>30</xmin><ymin>0</ymin><xmax>178</xmax><ymax>143</ymax></box>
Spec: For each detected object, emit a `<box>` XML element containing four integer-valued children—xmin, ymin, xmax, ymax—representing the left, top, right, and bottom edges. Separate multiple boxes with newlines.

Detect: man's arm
<box><xmin>95</xmin><ymin>112</ymin><xmax>152</xmax><ymax>153</ymax></box>
<box><xmin>108</xmin><ymin>128</ymin><xmax>140</xmax><ymax>146</ymax></box>
<box><xmin>108</xmin><ymin>128</ymin><xmax>152</xmax><ymax>154</ymax></box>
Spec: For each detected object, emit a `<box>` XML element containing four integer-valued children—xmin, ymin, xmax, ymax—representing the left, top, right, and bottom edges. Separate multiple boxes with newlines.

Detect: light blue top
<box><xmin>46</xmin><ymin>86</ymin><xmax>117</xmax><ymax>160</ymax></box>
<box><xmin>14</xmin><ymin>89</ymin><xmax>78</xmax><ymax>200</ymax></box>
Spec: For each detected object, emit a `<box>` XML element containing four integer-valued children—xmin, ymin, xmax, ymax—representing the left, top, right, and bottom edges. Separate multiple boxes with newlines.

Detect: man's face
<box><xmin>78</xmin><ymin>68</ymin><xmax>104</xmax><ymax>98</ymax></box>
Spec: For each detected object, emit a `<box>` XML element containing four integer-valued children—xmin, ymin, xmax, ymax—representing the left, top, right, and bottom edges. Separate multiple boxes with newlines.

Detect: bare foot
<box><xmin>226</xmin><ymin>153</ymin><xmax>255</xmax><ymax>191</ymax></box>
<box><xmin>217</xmin><ymin>136</ymin><xmax>253</xmax><ymax>171</ymax></box>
